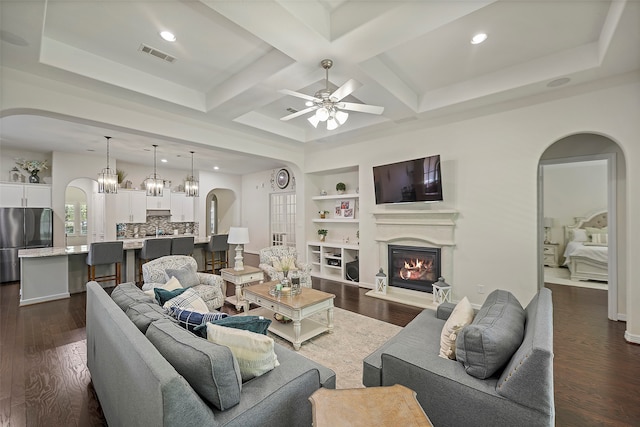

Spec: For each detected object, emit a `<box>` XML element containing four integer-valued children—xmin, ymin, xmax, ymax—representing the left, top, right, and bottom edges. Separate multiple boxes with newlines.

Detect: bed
<box><xmin>563</xmin><ymin>211</ymin><xmax>608</xmax><ymax>282</ymax></box>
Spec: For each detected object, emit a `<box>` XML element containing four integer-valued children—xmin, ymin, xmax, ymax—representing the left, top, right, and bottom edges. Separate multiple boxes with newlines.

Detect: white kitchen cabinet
<box><xmin>114</xmin><ymin>190</ymin><xmax>147</xmax><ymax>223</ymax></box>
<box><xmin>0</xmin><ymin>183</ymin><xmax>51</xmax><ymax>207</ymax></box>
<box><xmin>146</xmin><ymin>191</ymin><xmax>171</xmax><ymax>210</ymax></box>
<box><xmin>170</xmin><ymin>193</ymin><xmax>195</xmax><ymax>222</ymax></box>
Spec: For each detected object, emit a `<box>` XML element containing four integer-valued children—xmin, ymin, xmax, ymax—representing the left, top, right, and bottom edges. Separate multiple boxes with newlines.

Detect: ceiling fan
<box><xmin>279</xmin><ymin>59</ymin><xmax>384</xmax><ymax>130</ymax></box>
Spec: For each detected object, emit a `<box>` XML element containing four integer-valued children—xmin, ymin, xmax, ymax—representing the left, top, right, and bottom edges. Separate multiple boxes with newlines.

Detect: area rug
<box><xmin>250</xmin><ymin>307</ymin><xmax>402</xmax><ymax>389</ymax></box>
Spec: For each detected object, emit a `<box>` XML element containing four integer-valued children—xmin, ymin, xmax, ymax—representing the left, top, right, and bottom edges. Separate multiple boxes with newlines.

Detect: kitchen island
<box><xmin>18</xmin><ymin>235</ymin><xmax>210</xmax><ymax>306</ymax></box>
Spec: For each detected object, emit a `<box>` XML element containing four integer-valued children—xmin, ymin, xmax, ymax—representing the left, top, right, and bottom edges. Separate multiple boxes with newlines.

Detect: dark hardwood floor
<box><xmin>1</xmin><ymin>279</ymin><xmax>639</xmax><ymax>426</ymax></box>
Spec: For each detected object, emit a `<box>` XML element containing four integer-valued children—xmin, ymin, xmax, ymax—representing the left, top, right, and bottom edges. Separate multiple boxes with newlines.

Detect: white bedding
<box><xmin>563</xmin><ymin>240</ymin><xmax>608</xmax><ymax>265</ymax></box>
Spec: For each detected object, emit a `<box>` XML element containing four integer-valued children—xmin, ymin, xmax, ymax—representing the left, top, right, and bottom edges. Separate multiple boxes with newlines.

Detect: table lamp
<box><xmin>227</xmin><ymin>227</ymin><xmax>250</xmax><ymax>271</ymax></box>
<box><xmin>543</xmin><ymin>217</ymin><xmax>553</xmax><ymax>244</ymax></box>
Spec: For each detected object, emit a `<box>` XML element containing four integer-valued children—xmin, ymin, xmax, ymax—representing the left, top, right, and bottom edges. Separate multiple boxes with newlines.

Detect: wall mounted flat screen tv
<box><xmin>373</xmin><ymin>154</ymin><xmax>443</xmax><ymax>204</ymax></box>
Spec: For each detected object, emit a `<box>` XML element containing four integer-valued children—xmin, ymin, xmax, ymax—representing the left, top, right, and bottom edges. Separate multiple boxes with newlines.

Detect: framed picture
<box><xmin>335</xmin><ymin>199</ymin><xmax>355</xmax><ymax>219</ymax></box>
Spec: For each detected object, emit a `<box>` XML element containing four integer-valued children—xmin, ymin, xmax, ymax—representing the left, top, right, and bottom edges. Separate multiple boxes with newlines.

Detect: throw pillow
<box><xmin>146</xmin><ymin>319</ymin><xmax>242</xmax><ymax>411</ymax></box>
<box><xmin>591</xmin><ymin>233</ymin><xmax>608</xmax><ymax>244</ymax></box>
<box><xmin>570</xmin><ymin>229</ymin><xmax>588</xmax><ymax>242</ymax></box>
<box><xmin>439</xmin><ymin>297</ymin><xmax>474</xmax><ymax>360</ymax></box>
<box><xmin>206</xmin><ymin>323</ymin><xmax>280</xmax><ymax>381</ymax></box>
<box><xmin>164</xmin><ymin>263</ymin><xmax>200</xmax><ymax>288</ymax></box>
<box><xmin>169</xmin><ymin>306</ymin><xmax>228</xmax><ymax>335</ymax></box>
<box><xmin>154</xmin><ymin>287</ymin><xmax>186</xmax><ymax>306</ymax></box>
<box><xmin>143</xmin><ymin>276</ymin><xmax>183</xmax><ymax>296</ymax></box>
<box><xmin>162</xmin><ymin>288</ymin><xmax>209</xmax><ymax>313</ymax></box>
<box><xmin>456</xmin><ymin>290</ymin><xmax>526</xmax><ymax>379</ymax></box>
<box><xmin>194</xmin><ymin>315</ymin><xmax>271</xmax><ymax>338</ymax></box>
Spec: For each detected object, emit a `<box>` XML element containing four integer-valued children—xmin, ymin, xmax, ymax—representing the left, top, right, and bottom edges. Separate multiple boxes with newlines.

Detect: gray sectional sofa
<box><xmin>86</xmin><ymin>281</ymin><xmax>336</xmax><ymax>427</ymax></box>
<box><xmin>363</xmin><ymin>288</ymin><xmax>554</xmax><ymax>427</ymax></box>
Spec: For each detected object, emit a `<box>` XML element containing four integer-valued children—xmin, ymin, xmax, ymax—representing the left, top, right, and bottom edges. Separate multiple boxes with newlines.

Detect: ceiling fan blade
<box><xmin>339</xmin><ymin>102</ymin><xmax>384</xmax><ymax>115</ymax></box>
<box><xmin>278</xmin><ymin>89</ymin><xmax>320</xmax><ymax>103</ymax></box>
<box><xmin>280</xmin><ymin>106</ymin><xmax>318</xmax><ymax>121</ymax></box>
<box><xmin>330</xmin><ymin>79</ymin><xmax>362</xmax><ymax>102</ymax></box>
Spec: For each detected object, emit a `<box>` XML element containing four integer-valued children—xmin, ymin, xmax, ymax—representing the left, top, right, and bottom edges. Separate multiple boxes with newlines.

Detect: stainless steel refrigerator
<box><xmin>0</xmin><ymin>208</ymin><xmax>53</xmax><ymax>283</ymax></box>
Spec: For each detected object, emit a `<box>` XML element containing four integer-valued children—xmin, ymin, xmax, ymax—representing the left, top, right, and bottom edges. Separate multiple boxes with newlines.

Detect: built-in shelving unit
<box><xmin>306</xmin><ymin>168</ymin><xmax>359</xmax><ymax>284</ymax></box>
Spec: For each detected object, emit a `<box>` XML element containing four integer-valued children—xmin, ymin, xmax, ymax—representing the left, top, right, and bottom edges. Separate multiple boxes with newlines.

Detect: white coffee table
<box><xmin>242</xmin><ymin>282</ymin><xmax>335</xmax><ymax>350</ymax></box>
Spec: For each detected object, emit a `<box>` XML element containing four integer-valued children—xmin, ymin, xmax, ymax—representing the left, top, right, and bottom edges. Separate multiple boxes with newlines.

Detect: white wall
<box><xmin>303</xmin><ymin>79</ymin><xmax>640</xmax><ymax>344</ymax></box>
<box><xmin>0</xmin><ymin>148</ymin><xmax>52</xmax><ymax>183</ymax></box>
<box><xmin>197</xmin><ymin>171</ymin><xmax>242</xmax><ymax>240</ymax></box>
<box><xmin>543</xmin><ymin>160</ymin><xmax>608</xmax><ymax>246</ymax></box>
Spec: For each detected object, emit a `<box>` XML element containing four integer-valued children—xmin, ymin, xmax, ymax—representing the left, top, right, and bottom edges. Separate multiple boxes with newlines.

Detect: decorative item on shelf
<box><xmin>432</xmin><ymin>277</ymin><xmax>452</xmax><ymax>304</ymax></box>
<box><xmin>185</xmin><ymin>150</ymin><xmax>199</xmax><ymax>197</ymax></box>
<box><xmin>144</xmin><ymin>144</ymin><xmax>164</xmax><ymax>197</ymax></box>
<box><xmin>318</xmin><ymin>229</ymin><xmax>328</xmax><ymax>242</ymax></box>
<box><xmin>356</xmin><ymin>230</ymin><xmax>360</xmax><ymax>245</ymax></box>
<box><xmin>116</xmin><ymin>168</ymin><xmax>127</xmax><ymax>187</ymax></box>
<box><xmin>9</xmin><ymin>167</ymin><xmax>21</xmax><ymax>182</ymax></box>
<box><xmin>319</xmin><ymin>210</ymin><xmax>330</xmax><ymax>219</ymax></box>
<box><xmin>16</xmin><ymin>158</ymin><xmax>48</xmax><ymax>184</ymax></box>
<box><xmin>320</xmin><ymin>189</ymin><xmax>327</xmax><ymax>196</ymax></box>
<box><xmin>375</xmin><ymin>268</ymin><xmax>387</xmax><ymax>295</ymax></box>
<box><xmin>336</xmin><ymin>182</ymin><xmax>346</xmax><ymax>194</ymax></box>
<box><xmin>228</xmin><ymin>226</ymin><xmax>250</xmax><ymax>271</ymax></box>
<box><xmin>543</xmin><ymin>217</ymin><xmax>553</xmax><ymax>244</ymax></box>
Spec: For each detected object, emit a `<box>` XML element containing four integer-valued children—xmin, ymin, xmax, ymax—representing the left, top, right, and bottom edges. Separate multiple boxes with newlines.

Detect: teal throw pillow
<box><xmin>194</xmin><ymin>315</ymin><xmax>272</xmax><ymax>337</ymax></box>
<box><xmin>154</xmin><ymin>287</ymin><xmax>187</xmax><ymax>306</ymax></box>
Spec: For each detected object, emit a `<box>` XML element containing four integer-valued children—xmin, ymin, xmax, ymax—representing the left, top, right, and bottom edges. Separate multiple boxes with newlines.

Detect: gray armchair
<box><xmin>141</xmin><ymin>255</ymin><xmax>226</xmax><ymax>311</ymax></box>
<box><xmin>258</xmin><ymin>246</ymin><xmax>312</xmax><ymax>288</ymax></box>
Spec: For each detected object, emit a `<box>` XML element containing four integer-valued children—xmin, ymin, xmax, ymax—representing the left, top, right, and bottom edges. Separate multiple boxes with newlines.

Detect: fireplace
<box><xmin>388</xmin><ymin>245</ymin><xmax>441</xmax><ymax>293</ymax></box>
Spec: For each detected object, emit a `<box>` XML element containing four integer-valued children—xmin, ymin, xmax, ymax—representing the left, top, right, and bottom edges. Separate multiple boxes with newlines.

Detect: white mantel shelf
<box><xmin>372</xmin><ymin>209</ymin><xmax>458</xmax><ymax>225</ymax></box>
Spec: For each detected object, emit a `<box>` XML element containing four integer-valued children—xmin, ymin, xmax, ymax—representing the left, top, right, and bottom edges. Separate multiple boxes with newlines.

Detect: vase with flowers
<box><xmin>16</xmin><ymin>159</ymin><xmax>48</xmax><ymax>183</ymax></box>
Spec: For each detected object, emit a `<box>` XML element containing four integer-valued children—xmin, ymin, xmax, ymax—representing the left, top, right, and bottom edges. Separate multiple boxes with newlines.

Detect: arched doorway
<box><xmin>205</xmin><ymin>188</ymin><xmax>236</xmax><ymax>236</ymax></box>
<box><xmin>66</xmin><ymin>178</ymin><xmax>101</xmax><ymax>245</ymax></box>
<box><xmin>538</xmin><ymin>133</ymin><xmax>626</xmax><ymax>321</ymax></box>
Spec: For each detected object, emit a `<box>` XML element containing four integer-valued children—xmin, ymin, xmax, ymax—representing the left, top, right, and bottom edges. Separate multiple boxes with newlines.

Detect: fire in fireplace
<box><xmin>388</xmin><ymin>245</ymin><xmax>441</xmax><ymax>293</ymax></box>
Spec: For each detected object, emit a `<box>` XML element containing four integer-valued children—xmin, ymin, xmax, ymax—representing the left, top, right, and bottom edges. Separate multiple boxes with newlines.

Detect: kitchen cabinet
<box><xmin>146</xmin><ymin>192</ymin><xmax>171</xmax><ymax>210</ymax></box>
<box><xmin>0</xmin><ymin>183</ymin><xmax>51</xmax><ymax>207</ymax></box>
<box><xmin>114</xmin><ymin>190</ymin><xmax>147</xmax><ymax>223</ymax></box>
<box><xmin>170</xmin><ymin>193</ymin><xmax>195</xmax><ymax>222</ymax></box>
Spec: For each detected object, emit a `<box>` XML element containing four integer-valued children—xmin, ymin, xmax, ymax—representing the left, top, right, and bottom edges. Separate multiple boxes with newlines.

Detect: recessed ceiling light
<box><xmin>213</xmin><ymin>166</ymin><xmax>219</xmax><ymax>170</ymax></box>
<box><xmin>471</xmin><ymin>33</ymin><xmax>488</xmax><ymax>45</ymax></box>
<box><xmin>547</xmin><ymin>77</ymin><xmax>571</xmax><ymax>88</ymax></box>
<box><xmin>160</xmin><ymin>31</ymin><xmax>176</xmax><ymax>42</ymax></box>
<box><xmin>161</xmin><ymin>158</ymin><xmax>168</xmax><ymax>163</ymax></box>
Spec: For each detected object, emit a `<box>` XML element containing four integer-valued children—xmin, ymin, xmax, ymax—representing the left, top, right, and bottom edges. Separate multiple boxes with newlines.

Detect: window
<box><xmin>65</xmin><ymin>203</ymin><xmax>88</xmax><ymax>236</ymax></box>
<box><xmin>270</xmin><ymin>192</ymin><xmax>296</xmax><ymax>247</ymax></box>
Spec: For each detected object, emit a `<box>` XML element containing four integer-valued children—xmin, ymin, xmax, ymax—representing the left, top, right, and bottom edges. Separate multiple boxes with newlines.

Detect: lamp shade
<box><xmin>227</xmin><ymin>227</ymin><xmax>250</xmax><ymax>245</ymax></box>
<box><xmin>543</xmin><ymin>217</ymin><xmax>553</xmax><ymax>228</ymax></box>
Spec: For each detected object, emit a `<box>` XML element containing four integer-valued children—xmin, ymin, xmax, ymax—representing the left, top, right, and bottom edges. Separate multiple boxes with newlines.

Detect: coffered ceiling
<box><xmin>0</xmin><ymin>0</ymin><xmax>638</xmax><ymax>173</ymax></box>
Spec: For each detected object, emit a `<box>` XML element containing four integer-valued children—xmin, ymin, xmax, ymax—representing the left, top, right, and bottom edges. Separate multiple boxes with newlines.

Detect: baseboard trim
<box><xmin>624</xmin><ymin>330</ymin><xmax>640</xmax><ymax>344</ymax></box>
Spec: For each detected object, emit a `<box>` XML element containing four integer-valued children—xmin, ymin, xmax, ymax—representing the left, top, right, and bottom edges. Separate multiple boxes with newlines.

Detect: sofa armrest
<box><xmin>197</xmin><ymin>272</ymin><xmax>226</xmax><ymax>296</ymax></box>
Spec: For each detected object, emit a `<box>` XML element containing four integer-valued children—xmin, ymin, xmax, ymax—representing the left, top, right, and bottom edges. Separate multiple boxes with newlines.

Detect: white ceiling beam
<box><xmin>359</xmin><ymin>56</ymin><xmax>418</xmax><ymax>111</ymax></box>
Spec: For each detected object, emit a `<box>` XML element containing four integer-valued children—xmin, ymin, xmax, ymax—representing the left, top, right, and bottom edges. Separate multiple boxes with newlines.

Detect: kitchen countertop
<box><xmin>18</xmin><ymin>235</ymin><xmax>210</xmax><ymax>258</ymax></box>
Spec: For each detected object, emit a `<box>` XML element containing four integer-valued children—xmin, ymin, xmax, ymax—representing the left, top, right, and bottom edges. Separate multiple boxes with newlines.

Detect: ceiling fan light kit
<box><xmin>280</xmin><ymin>59</ymin><xmax>383</xmax><ymax>131</ymax></box>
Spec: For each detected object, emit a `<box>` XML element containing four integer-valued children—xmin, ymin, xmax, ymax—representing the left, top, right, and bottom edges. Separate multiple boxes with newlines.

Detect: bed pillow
<box><xmin>162</xmin><ymin>288</ymin><xmax>209</xmax><ymax>313</ymax></box>
<box><xmin>570</xmin><ymin>229</ymin><xmax>588</xmax><ymax>242</ymax></box>
<box><xmin>591</xmin><ymin>233</ymin><xmax>608</xmax><ymax>244</ymax></box>
<box><xmin>439</xmin><ymin>297</ymin><xmax>475</xmax><ymax>360</ymax></box>
<box><xmin>206</xmin><ymin>323</ymin><xmax>280</xmax><ymax>381</ymax></box>
<box><xmin>146</xmin><ymin>319</ymin><xmax>242</xmax><ymax>411</ymax></box>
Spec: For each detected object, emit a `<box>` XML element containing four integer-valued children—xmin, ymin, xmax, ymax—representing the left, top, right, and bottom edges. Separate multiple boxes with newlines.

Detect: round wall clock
<box><xmin>276</xmin><ymin>169</ymin><xmax>290</xmax><ymax>189</ymax></box>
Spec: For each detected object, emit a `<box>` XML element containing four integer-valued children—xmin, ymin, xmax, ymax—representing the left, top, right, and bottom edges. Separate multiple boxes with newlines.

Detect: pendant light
<box><xmin>97</xmin><ymin>136</ymin><xmax>118</xmax><ymax>194</ymax></box>
<box><xmin>144</xmin><ymin>144</ymin><xmax>164</xmax><ymax>197</ymax></box>
<box><xmin>185</xmin><ymin>151</ymin><xmax>199</xmax><ymax>197</ymax></box>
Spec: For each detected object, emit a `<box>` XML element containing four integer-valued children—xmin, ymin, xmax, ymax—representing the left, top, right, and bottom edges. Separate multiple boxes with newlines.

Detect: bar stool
<box><xmin>86</xmin><ymin>241</ymin><xmax>124</xmax><ymax>286</ymax></box>
<box><xmin>171</xmin><ymin>236</ymin><xmax>195</xmax><ymax>256</ymax></box>
<box><xmin>204</xmin><ymin>234</ymin><xmax>228</xmax><ymax>274</ymax></box>
<box><xmin>138</xmin><ymin>238</ymin><xmax>172</xmax><ymax>284</ymax></box>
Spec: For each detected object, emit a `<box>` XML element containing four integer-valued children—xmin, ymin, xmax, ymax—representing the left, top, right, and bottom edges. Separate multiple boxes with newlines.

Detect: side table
<box><xmin>309</xmin><ymin>384</ymin><xmax>433</xmax><ymax>427</ymax></box>
<box><xmin>220</xmin><ymin>266</ymin><xmax>264</xmax><ymax>311</ymax></box>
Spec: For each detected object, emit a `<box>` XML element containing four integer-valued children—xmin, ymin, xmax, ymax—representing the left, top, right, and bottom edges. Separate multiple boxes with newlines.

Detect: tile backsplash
<box><xmin>117</xmin><ymin>215</ymin><xmax>199</xmax><ymax>238</ymax></box>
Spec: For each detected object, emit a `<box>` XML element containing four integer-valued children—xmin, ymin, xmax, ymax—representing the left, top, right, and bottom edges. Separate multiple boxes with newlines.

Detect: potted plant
<box><xmin>319</xmin><ymin>210</ymin><xmax>330</xmax><ymax>219</ymax></box>
<box><xmin>336</xmin><ymin>182</ymin><xmax>346</xmax><ymax>194</ymax></box>
<box><xmin>317</xmin><ymin>229</ymin><xmax>328</xmax><ymax>242</ymax></box>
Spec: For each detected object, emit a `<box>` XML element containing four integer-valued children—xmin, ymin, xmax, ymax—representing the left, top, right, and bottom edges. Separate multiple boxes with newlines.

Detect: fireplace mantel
<box><xmin>367</xmin><ymin>209</ymin><xmax>458</xmax><ymax>309</ymax></box>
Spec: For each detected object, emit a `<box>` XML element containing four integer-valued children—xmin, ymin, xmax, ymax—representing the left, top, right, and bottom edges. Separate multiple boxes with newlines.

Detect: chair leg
<box><xmin>116</xmin><ymin>262</ymin><xmax>121</xmax><ymax>285</ymax></box>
